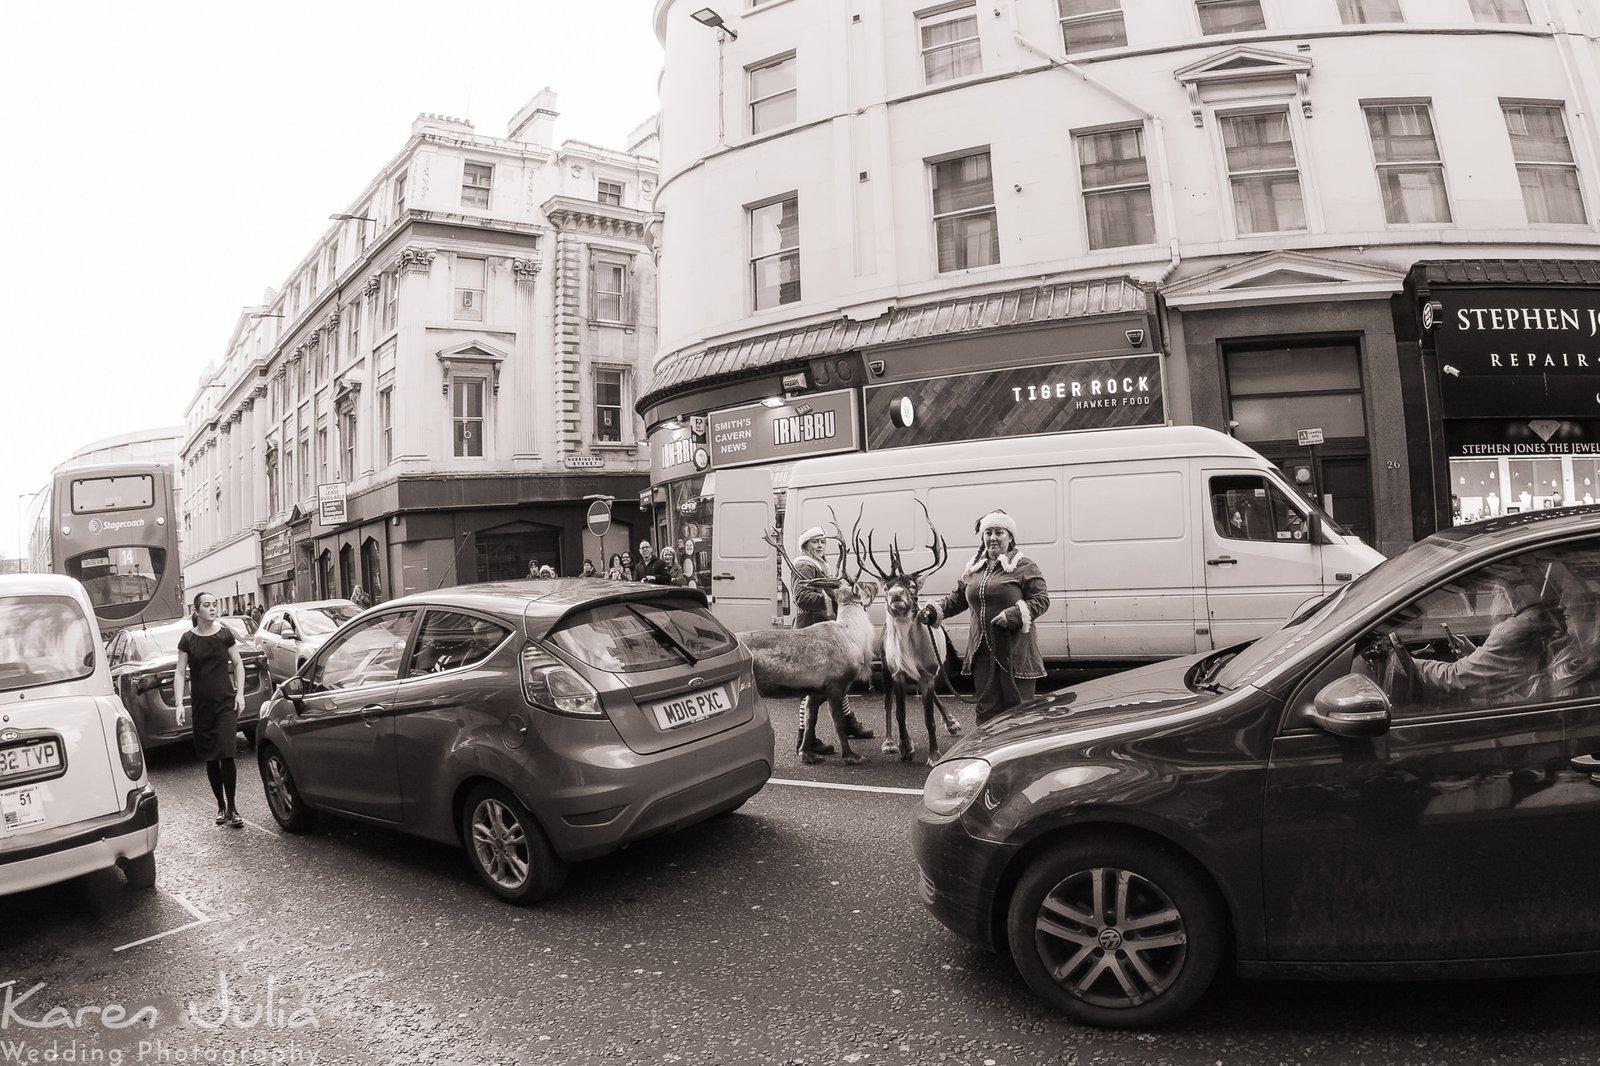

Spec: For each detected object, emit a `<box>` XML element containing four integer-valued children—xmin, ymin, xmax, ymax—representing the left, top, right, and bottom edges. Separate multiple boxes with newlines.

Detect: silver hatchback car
<box><xmin>255</xmin><ymin>580</ymin><xmax>774</xmax><ymax>903</ymax></box>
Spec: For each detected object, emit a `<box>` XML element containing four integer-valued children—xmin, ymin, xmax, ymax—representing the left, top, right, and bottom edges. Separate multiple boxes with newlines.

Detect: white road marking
<box><xmin>769</xmin><ymin>777</ymin><xmax>922</xmax><ymax>796</ymax></box>
<box><xmin>239</xmin><ymin>816</ymin><xmax>277</xmax><ymax>837</ymax></box>
<box><xmin>113</xmin><ymin>893</ymin><xmax>212</xmax><ymax>953</ymax></box>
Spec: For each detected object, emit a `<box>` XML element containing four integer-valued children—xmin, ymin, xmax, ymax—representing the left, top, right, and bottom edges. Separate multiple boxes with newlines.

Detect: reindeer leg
<box><xmin>881</xmin><ymin>679</ymin><xmax>899</xmax><ymax>756</ymax></box>
<box><xmin>897</xmin><ymin>680</ymin><xmax>916</xmax><ymax>762</ymax></box>
<box><xmin>934</xmin><ymin>691</ymin><xmax>962</xmax><ymax>736</ymax></box>
<box><xmin>828</xmin><ymin>688</ymin><xmax>862</xmax><ymax>765</ymax></box>
<box><xmin>798</xmin><ymin>693</ymin><xmax>829</xmax><ymax>764</ymax></box>
<box><xmin>922</xmin><ymin>682</ymin><xmax>942</xmax><ymax>767</ymax></box>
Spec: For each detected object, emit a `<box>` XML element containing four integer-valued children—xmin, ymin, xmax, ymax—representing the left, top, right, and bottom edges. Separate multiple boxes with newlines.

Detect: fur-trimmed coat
<box><xmin>792</xmin><ymin>552</ymin><xmax>836</xmax><ymax>628</ymax></box>
<box><xmin>935</xmin><ymin>551</ymin><xmax>1050</xmax><ymax>680</ymax></box>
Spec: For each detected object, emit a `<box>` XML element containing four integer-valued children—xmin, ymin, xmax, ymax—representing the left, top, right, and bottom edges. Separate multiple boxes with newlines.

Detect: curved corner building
<box><xmin>639</xmin><ymin>0</ymin><xmax>1600</xmax><ymax>574</ymax></box>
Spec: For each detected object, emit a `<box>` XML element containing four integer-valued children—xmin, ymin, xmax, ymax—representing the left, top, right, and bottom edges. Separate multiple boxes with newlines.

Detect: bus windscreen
<box><xmin>71</xmin><ymin>475</ymin><xmax>155</xmax><ymax>514</ymax></box>
<box><xmin>67</xmin><ymin>547</ymin><xmax>164</xmax><ymax>613</ymax></box>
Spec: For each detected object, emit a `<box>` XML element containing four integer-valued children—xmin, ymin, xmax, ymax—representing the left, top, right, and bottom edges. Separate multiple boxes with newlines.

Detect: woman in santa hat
<box><xmin>791</xmin><ymin>525</ymin><xmax>874</xmax><ymax>756</ymax></box>
<box><xmin>919</xmin><ymin>509</ymin><xmax>1050</xmax><ymax>724</ymax></box>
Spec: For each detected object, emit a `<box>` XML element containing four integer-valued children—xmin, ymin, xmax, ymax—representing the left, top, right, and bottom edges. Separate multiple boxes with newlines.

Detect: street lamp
<box><xmin>690</xmin><ymin>7</ymin><xmax>737</xmax><ymax>38</ymax></box>
<box><xmin>16</xmin><ymin>490</ymin><xmax>40</xmax><ymax>574</ymax></box>
<box><xmin>249</xmin><ymin>311</ymin><xmax>285</xmax><ymax>319</ymax></box>
<box><xmin>329</xmin><ymin>212</ymin><xmax>374</xmax><ymax>223</ymax></box>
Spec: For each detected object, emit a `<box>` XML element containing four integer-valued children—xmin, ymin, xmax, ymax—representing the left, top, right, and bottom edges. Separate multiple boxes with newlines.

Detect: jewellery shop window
<box><xmin>667</xmin><ymin>474</ymin><xmax>713</xmax><ymax>596</ymax></box>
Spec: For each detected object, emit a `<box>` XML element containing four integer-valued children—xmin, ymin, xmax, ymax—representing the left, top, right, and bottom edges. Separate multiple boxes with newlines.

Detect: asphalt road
<box><xmin>5</xmin><ymin>685</ymin><xmax>1600</xmax><ymax>1065</ymax></box>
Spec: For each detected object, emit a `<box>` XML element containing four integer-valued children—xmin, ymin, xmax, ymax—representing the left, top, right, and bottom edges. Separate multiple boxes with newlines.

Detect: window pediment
<box><xmin>1175</xmin><ymin>46</ymin><xmax>1313</xmax><ymax>126</ymax></box>
<box><xmin>1163</xmin><ymin>251</ymin><xmax>1404</xmax><ymax>309</ymax></box>
<box><xmin>437</xmin><ymin>340</ymin><xmax>509</xmax><ymax>394</ymax></box>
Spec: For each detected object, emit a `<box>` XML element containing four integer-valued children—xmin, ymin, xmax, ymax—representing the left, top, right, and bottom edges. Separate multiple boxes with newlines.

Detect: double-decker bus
<box><xmin>32</xmin><ymin>462</ymin><xmax>182</xmax><ymax>637</ymax></box>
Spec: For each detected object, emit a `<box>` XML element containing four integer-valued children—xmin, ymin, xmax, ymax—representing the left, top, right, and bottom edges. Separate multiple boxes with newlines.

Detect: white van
<box><xmin>0</xmin><ymin>574</ymin><xmax>159</xmax><ymax>894</ymax></box>
<box><xmin>709</xmin><ymin>426</ymin><xmax>1384</xmax><ymax>663</ymax></box>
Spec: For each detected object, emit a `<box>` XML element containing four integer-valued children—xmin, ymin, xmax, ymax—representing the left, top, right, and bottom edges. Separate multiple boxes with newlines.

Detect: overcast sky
<box><xmin>0</xmin><ymin>0</ymin><xmax>661</xmax><ymax>559</ymax></box>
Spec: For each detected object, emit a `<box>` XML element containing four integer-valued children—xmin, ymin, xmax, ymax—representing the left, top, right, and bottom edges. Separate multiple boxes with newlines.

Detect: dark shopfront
<box><xmin>1399</xmin><ymin>260</ymin><xmax>1600</xmax><ymax>537</ymax></box>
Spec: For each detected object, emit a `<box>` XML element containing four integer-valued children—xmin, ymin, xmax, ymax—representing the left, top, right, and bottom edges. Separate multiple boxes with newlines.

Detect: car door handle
<box><xmin>359</xmin><ymin>704</ymin><xmax>385</xmax><ymax>725</ymax></box>
<box><xmin>1335</xmin><ymin>572</ymin><xmax>1354</xmax><ymax>582</ymax></box>
<box><xmin>1572</xmin><ymin>754</ymin><xmax>1600</xmax><ymax>783</ymax></box>
<box><xmin>713</xmin><ymin>573</ymin><xmax>736</xmax><ymax>581</ymax></box>
<box><xmin>1206</xmin><ymin>556</ymin><xmax>1237</xmax><ymax>566</ymax></box>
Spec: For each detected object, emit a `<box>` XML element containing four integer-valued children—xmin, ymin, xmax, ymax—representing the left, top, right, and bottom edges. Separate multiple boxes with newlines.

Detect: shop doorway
<box><xmin>338</xmin><ymin>543</ymin><xmax>356</xmax><ymax>598</ymax></box>
<box><xmin>475</xmin><ymin>521</ymin><xmax>561</xmax><ymax>580</ymax></box>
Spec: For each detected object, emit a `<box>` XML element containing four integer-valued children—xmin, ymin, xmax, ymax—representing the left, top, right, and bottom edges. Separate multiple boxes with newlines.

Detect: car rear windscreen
<box><xmin>545</xmin><ymin>600</ymin><xmax>737</xmax><ymax>672</ymax></box>
<box><xmin>0</xmin><ymin>596</ymin><xmax>96</xmax><ymax>692</ymax></box>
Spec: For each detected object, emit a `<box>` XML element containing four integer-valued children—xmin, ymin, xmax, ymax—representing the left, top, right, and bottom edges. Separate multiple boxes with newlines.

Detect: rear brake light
<box><xmin>116</xmin><ymin>714</ymin><xmax>144</xmax><ymax>780</ymax></box>
<box><xmin>134</xmin><ymin>670</ymin><xmax>168</xmax><ymax>694</ymax></box>
<box><xmin>520</xmin><ymin>643</ymin><xmax>602</xmax><ymax>718</ymax></box>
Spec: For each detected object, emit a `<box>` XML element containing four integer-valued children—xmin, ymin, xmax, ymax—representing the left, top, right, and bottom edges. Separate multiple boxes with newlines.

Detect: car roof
<box><xmin>1429</xmin><ymin>504</ymin><xmax>1600</xmax><ymax>550</ymax></box>
<box><xmin>0</xmin><ymin>573</ymin><xmax>88</xmax><ymax>599</ymax></box>
<box><xmin>381</xmin><ymin>578</ymin><xmax>709</xmax><ymax>640</ymax></box>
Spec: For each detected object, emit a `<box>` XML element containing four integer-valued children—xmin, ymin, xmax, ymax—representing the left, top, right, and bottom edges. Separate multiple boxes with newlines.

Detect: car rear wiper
<box><xmin>624</xmin><ymin>605</ymin><xmax>699</xmax><ymax>667</ymax></box>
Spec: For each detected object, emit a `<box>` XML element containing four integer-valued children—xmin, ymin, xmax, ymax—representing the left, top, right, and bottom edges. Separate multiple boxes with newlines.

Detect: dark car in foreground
<box><xmin>256</xmin><ymin>579</ymin><xmax>774</xmax><ymax>903</ymax></box>
<box><xmin>915</xmin><ymin>506</ymin><xmax>1600</xmax><ymax>1028</ymax></box>
<box><xmin>107</xmin><ymin>620</ymin><xmax>272</xmax><ymax>749</ymax></box>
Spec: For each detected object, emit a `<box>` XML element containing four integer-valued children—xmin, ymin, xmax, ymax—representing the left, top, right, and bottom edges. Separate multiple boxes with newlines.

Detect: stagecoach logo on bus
<box><xmin>85</xmin><ymin>517</ymin><xmax>146</xmax><ymax>536</ymax></box>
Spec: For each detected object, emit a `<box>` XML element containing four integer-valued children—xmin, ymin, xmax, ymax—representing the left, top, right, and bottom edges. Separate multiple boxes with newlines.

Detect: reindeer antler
<box><xmin>904</xmin><ymin>499</ymin><xmax>949</xmax><ymax>585</ymax></box>
<box><xmin>856</xmin><ymin>528</ymin><xmax>897</xmax><ymax>582</ymax></box>
<box><xmin>763</xmin><ymin>525</ymin><xmax>838</xmax><ymax>592</ymax></box>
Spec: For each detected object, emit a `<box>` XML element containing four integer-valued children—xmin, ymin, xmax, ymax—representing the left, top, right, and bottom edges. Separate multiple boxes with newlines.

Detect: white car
<box><xmin>0</xmin><ymin>574</ymin><xmax>158</xmax><ymax>895</ymax></box>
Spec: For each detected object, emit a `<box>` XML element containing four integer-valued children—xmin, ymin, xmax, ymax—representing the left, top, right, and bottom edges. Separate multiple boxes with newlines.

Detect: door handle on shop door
<box><xmin>1206</xmin><ymin>557</ymin><xmax>1237</xmax><ymax>566</ymax></box>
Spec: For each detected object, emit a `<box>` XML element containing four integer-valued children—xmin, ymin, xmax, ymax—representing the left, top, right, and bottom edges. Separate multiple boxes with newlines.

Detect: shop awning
<box><xmin>638</xmin><ymin>276</ymin><xmax>1149</xmax><ymax>414</ymax></box>
<box><xmin>1413</xmin><ymin>259</ymin><xmax>1600</xmax><ymax>287</ymax></box>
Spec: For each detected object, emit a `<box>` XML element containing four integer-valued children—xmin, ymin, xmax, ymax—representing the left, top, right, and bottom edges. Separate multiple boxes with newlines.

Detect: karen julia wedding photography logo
<box><xmin>0</xmin><ymin>975</ymin><xmax>321</xmax><ymax>1065</ymax></box>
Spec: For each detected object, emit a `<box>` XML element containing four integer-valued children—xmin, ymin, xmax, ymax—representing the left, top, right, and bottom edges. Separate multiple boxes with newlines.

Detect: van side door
<box><xmin>1200</xmin><ymin>469</ymin><xmax>1322</xmax><ymax>648</ymax></box>
<box><xmin>710</xmin><ymin>465</ymin><xmax>782</xmax><ymax>634</ymax></box>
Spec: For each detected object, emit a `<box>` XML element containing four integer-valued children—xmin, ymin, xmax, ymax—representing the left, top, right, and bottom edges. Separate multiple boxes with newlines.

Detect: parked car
<box><xmin>256</xmin><ymin>600</ymin><xmax>360</xmax><ymax>683</ymax></box>
<box><xmin>914</xmin><ymin>505</ymin><xmax>1600</xmax><ymax>1028</ymax></box>
<box><xmin>255</xmin><ymin>579</ymin><xmax>774</xmax><ymax>903</ymax></box>
<box><xmin>0</xmin><ymin>574</ymin><xmax>158</xmax><ymax>894</ymax></box>
<box><xmin>107</xmin><ymin>619</ymin><xmax>273</xmax><ymax>748</ymax></box>
<box><xmin>220</xmin><ymin>614</ymin><xmax>261</xmax><ymax>653</ymax></box>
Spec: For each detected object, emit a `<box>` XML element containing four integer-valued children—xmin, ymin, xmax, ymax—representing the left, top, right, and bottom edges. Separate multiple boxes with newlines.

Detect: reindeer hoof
<box><xmin>947</xmin><ymin>721</ymin><xmax>963</xmax><ymax>736</ymax></box>
<box><xmin>800</xmin><ymin>749</ymin><xmax>827</xmax><ymax>765</ymax></box>
<box><xmin>842</xmin><ymin>752</ymin><xmax>864</xmax><ymax>766</ymax></box>
<box><xmin>881</xmin><ymin>739</ymin><xmax>899</xmax><ymax>755</ymax></box>
<box><xmin>899</xmin><ymin>747</ymin><xmax>916</xmax><ymax>764</ymax></box>
<box><xmin>926</xmin><ymin>753</ymin><xmax>941</xmax><ymax>768</ymax></box>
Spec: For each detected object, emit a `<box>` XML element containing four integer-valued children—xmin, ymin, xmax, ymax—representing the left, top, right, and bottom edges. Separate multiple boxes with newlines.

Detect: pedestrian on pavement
<box><xmin>633</xmin><ymin>541</ymin><xmax>672</xmax><ymax>584</ymax></box>
<box><xmin>792</xmin><ymin>525</ymin><xmax>874</xmax><ymax>757</ymax></box>
<box><xmin>659</xmin><ymin>546</ymin><xmax>686</xmax><ymax>585</ymax></box>
<box><xmin>351</xmin><ymin>584</ymin><xmax>370</xmax><ymax>609</ymax></box>
<box><xmin>580</xmin><ymin>559</ymin><xmax>598</xmax><ymax>578</ymax></box>
<box><xmin>539</xmin><ymin>565</ymin><xmax>557</xmax><ymax>579</ymax></box>
<box><xmin>526</xmin><ymin>559</ymin><xmax>541</xmax><ymax>579</ymax></box>
<box><xmin>606</xmin><ymin>553</ymin><xmax>626</xmax><ymax>580</ymax></box>
<box><xmin>173</xmin><ymin>592</ymin><xmax>247</xmax><ymax>828</ymax></box>
<box><xmin>920</xmin><ymin>509</ymin><xmax>1049</xmax><ymax>725</ymax></box>
<box><xmin>618</xmin><ymin>551</ymin><xmax>634</xmax><ymax>579</ymax></box>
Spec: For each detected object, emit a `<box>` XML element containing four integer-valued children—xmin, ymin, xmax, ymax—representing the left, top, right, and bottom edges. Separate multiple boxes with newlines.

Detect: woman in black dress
<box><xmin>173</xmin><ymin>592</ymin><xmax>247</xmax><ymax>827</ymax></box>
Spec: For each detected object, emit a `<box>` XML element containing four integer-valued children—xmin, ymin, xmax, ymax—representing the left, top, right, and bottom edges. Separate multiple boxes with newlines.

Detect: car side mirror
<box><xmin>1308</xmin><ymin>674</ymin><xmax>1391</xmax><ymax>737</ymax></box>
<box><xmin>1307</xmin><ymin>511</ymin><xmax>1324</xmax><ymax>545</ymax></box>
<box><xmin>280</xmin><ymin>675</ymin><xmax>307</xmax><ymax>703</ymax></box>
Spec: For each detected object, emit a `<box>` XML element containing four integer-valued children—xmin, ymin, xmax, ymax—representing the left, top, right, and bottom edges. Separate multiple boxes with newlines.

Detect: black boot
<box><xmin>796</xmin><ymin>726</ymin><xmax>835</xmax><ymax>756</ymax></box>
<box><xmin>842</xmin><ymin>712</ymin><xmax>874</xmax><ymax>739</ymax></box>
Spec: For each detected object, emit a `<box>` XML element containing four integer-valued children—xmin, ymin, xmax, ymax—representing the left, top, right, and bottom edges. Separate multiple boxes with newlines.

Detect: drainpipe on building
<box><xmin>1005</xmin><ymin>6</ymin><xmax>1181</xmax><ymax>285</ymax></box>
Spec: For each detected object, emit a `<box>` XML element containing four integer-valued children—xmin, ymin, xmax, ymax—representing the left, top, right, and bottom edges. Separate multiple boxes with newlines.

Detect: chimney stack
<box><xmin>508</xmin><ymin>87</ymin><xmax>559</xmax><ymax>147</ymax></box>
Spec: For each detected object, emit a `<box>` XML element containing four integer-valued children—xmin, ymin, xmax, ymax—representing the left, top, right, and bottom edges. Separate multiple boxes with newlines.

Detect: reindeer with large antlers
<box><xmin>738</xmin><ymin>509</ymin><xmax>879</xmax><ymax>764</ymax></box>
<box><xmin>858</xmin><ymin>502</ymin><xmax>963</xmax><ymax>766</ymax></box>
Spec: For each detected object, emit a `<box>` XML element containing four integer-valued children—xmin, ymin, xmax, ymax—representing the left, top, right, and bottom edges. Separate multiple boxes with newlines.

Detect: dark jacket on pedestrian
<box><xmin>633</xmin><ymin>556</ymin><xmax>673</xmax><ymax>584</ymax></box>
<box><xmin>936</xmin><ymin>550</ymin><xmax>1050</xmax><ymax>680</ymax></box>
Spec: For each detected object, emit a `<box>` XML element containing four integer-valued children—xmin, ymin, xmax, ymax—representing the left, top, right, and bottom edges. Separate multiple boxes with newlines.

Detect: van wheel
<box><xmin>1006</xmin><ymin>836</ymin><xmax>1224</xmax><ymax>1028</ymax></box>
<box><xmin>123</xmin><ymin>852</ymin><xmax>157</xmax><ymax>890</ymax></box>
<box><xmin>461</xmin><ymin>784</ymin><xmax>566</xmax><ymax>905</ymax></box>
<box><xmin>259</xmin><ymin>745</ymin><xmax>317</xmax><ymax>832</ymax></box>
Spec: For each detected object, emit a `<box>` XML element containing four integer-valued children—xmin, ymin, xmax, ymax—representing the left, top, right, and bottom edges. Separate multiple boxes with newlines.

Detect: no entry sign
<box><xmin>586</xmin><ymin>500</ymin><xmax>612</xmax><ymax>537</ymax></box>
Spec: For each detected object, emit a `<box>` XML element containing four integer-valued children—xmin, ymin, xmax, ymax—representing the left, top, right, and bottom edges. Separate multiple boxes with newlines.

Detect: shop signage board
<box><xmin>863</xmin><ymin>354</ymin><xmax>1164</xmax><ymax>450</ymax></box>
<box><xmin>1445</xmin><ymin>418</ymin><xmax>1600</xmax><ymax>456</ymax></box>
<box><xmin>648</xmin><ymin>422</ymin><xmax>709</xmax><ymax>483</ymax></box>
<box><xmin>316</xmin><ymin>483</ymin><xmax>347</xmax><ymax>526</ymax></box>
<box><xmin>1427</xmin><ymin>287</ymin><xmax>1600</xmax><ymax>418</ymax></box>
<box><xmin>260</xmin><ymin>528</ymin><xmax>292</xmax><ymax>576</ymax></box>
<box><xmin>707</xmin><ymin>389</ymin><xmax>861</xmax><ymax>470</ymax></box>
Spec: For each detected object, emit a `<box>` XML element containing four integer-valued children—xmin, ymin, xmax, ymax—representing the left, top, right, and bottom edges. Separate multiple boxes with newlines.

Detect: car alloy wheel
<box><xmin>258</xmin><ymin>745</ymin><xmax>317</xmax><ymax>832</ymax></box>
<box><xmin>461</xmin><ymin>783</ymin><xmax>566</xmax><ymax>905</ymax></box>
<box><xmin>1007</xmin><ymin>837</ymin><xmax>1224</xmax><ymax>1028</ymax></box>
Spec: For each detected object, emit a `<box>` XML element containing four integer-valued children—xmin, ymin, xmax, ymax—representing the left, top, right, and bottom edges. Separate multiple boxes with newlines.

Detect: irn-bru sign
<box><xmin>708</xmin><ymin>389</ymin><xmax>860</xmax><ymax>469</ymax></box>
<box><xmin>649</xmin><ymin>421</ymin><xmax>710</xmax><ymax>483</ymax></box>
